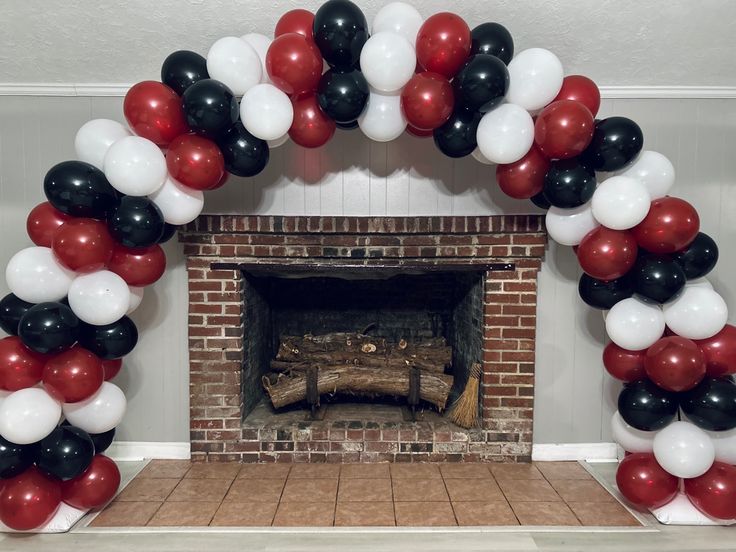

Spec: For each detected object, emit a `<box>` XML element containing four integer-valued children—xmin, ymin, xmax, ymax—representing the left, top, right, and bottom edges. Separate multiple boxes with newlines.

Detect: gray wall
<box><xmin>1</xmin><ymin>95</ymin><xmax>734</xmax><ymax>444</ymax></box>
<box><xmin>1</xmin><ymin>0</ymin><xmax>735</xmax><ymax>444</ymax></box>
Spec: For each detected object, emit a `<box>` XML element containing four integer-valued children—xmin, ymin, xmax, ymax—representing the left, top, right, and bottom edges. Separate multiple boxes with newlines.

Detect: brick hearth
<box><xmin>179</xmin><ymin>215</ymin><xmax>546</xmax><ymax>463</ymax></box>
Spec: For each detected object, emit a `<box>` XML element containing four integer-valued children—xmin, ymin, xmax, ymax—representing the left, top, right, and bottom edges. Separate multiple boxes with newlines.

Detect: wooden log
<box><xmin>270</xmin><ymin>355</ymin><xmax>446</xmax><ymax>373</ymax></box>
<box><xmin>262</xmin><ymin>366</ymin><xmax>454</xmax><ymax>410</ymax></box>
<box><xmin>277</xmin><ymin>333</ymin><xmax>389</xmax><ymax>361</ymax></box>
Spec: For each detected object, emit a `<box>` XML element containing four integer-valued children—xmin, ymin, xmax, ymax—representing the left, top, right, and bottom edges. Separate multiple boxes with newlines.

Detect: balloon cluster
<box><xmin>2</xmin><ymin>0</ymin><xmax>735</xmax><ymax>529</ymax></box>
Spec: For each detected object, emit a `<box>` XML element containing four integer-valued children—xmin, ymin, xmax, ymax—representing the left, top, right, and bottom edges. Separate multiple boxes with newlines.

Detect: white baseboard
<box><xmin>107</xmin><ymin>441</ymin><xmax>191</xmax><ymax>461</ymax></box>
<box><xmin>531</xmin><ymin>442</ymin><xmax>618</xmax><ymax>462</ymax></box>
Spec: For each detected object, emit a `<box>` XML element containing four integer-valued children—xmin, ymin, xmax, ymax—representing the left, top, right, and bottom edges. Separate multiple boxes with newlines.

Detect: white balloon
<box><xmin>663</xmin><ymin>286</ymin><xmax>728</xmax><ymax>339</ymax></box>
<box><xmin>591</xmin><ymin>176</ymin><xmax>651</xmax><ymax>230</ymax></box>
<box><xmin>360</xmin><ymin>32</ymin><xmax>416</xmax><ymax>93</ymax></box>
<box><xmin>686</xmin><ymin>277</ymin><xmax>714</xmax><ymax>290</ymax></box>
<box><xmin>372</xmin><ymin>2</ymin><xmax>424</xmax><ymax>46</ymax></box>
<box><xmin>654</xmin><ymin>421</ymin><xmax>715</xmax><ymax>479</ymax></box>
<box><xmin>477</xmin><ymin>103</ymin><xmax>534</xmax><ymax>164</ymax></box>
<box><xmin>5</xmin><ymin>247</ymin><xmax>75</xmax><ymax>303</ymax></box>
<box><xmin>74</xmin><ymin>119</ymin><xmax>131</xmax><ymax>170</ymax></box>
<box><xmin>545</xmin><ymin>203</ymin><xmax>599</xmax><ymax>246</ymax></box>
<box><xmin>268</xmin><ymin>134</ymin><xmax>290</xmax><ymax>148</ymax></box>
<box><xmin>617</xmin><ymin>151</ymin><xmax>675</xmax><ymax>200</ymax></box>
<box><xmin>127</xmin><ymin>286</ymin><xmax>144</xmax><ymax>315</ymax></box>
<box><xmin>206</xmin><ymin>36</ymin><xmax>261</xmax><ymax>96</ymax></box>
<box><xmin>611</xmin><ymin>411</ymin><xmax>657</xmax><ymax>453</ymax></box>
<box><xmin>103</xmin><ymin>136</ymin><xmax>167</xmax><ymax>196</ymax></box>
<box><xmin>472</xmin><ymin>147</ymin><xmax>495</xmax><ymax>165</ymax></box>
<box><xmin>62</xmin><ymin>382</ymin><xmax>126</xmax><ymax>434</ymax></box>
<box><xmin>606</xmin><ymin>296</ymin><xmax>665</xmax><ymax>350</ymax></box>
<box><xmin>506</xmin><ymin>48</ymin><xmax>564</xmax><ymax>111</ymax></box>
<box><xmin>358</xmin><ymin>89</ymin><xmax>407</xmax><ymax>142</ymax></box>
<box><xmin>0</xmin><ymin>388</ymin><xmax>61</xmax><ymax>445</ymax></box>
<box><xmin>240</xmin><ymin>83</ymin><xmax>294</xmax><ymax>141</ymax></box>
<box><xmin>708</xmin><ymin>427</ymin><xmax>736</xmax><ymax>465</ymax></box>
<box><xmin>241</xmin><ymin>32</ymin><xmax>272</xmax><ymax>84</ymax></box>
<box><xmin>149</xmin><ymin>177</ymin><xmax>205</xmax><ymax>225</ymax></box>
<box><xmin>68</xmin><ymin>270</ymin><xmax>131</xmax><ymax>326</ymax></box>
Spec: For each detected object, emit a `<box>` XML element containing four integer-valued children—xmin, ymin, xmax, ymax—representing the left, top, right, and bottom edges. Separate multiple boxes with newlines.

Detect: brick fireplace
<box><xmin>180</xmin><ymin>215</ymin><xmax>546</xmax><ymax>463</ymax></box>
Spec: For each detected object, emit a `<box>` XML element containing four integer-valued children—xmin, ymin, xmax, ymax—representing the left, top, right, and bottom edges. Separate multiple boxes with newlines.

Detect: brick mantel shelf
<box><xmin>180</xmin><ymin>215</ymin><xmax>547</xmax><ymax>464</ymax></box>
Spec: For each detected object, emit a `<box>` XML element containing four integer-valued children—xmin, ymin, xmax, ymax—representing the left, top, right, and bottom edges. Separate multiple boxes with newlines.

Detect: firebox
<box><xmin>181</xmin><ymin>215</ymin><xmax>546</xmax><ymax>463</ymax></box>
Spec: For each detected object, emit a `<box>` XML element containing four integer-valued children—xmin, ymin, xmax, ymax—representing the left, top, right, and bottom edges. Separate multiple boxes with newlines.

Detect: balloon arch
<box><xmin>1</xmin><ymin>0</ymin><xmax>735</xmax><ymax>531</ymax></box>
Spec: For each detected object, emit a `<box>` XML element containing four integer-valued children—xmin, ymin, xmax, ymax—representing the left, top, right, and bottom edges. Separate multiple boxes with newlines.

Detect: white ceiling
<box><xmin>1</xmin><ymin>0</ymin><xmax>734</xmax><ymax>86</ymax></box>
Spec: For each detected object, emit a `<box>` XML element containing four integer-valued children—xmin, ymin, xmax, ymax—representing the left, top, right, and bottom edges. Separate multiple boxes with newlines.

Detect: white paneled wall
<box><xmin>0</xmin><ymin>95</ymin><xmax>734</xmax><ymax>444</ymax></box>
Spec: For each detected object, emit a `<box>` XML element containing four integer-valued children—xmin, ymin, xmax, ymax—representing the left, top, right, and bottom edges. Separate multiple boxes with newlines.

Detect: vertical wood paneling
<box><xmin>0</xmin><ymin>95</ymin><xmax>734</xmax><ymax>444</ymax></box>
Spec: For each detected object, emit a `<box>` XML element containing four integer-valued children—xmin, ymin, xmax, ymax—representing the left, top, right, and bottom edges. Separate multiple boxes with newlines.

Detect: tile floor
<box><xmin>88</xmin><ymin>461</ymin><xmax>641</xmax><ymax>528</ymax></box>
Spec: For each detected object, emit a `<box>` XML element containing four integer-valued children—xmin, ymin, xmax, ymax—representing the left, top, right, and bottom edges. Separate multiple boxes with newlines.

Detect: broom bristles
<box><xmin>449</xmin><ymin>363</ymin><xmax>481</xmax><ymax>429</ymax></box>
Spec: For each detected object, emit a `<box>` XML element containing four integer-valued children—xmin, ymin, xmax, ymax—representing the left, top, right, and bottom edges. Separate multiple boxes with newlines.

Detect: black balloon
<box><xmin>313</xmin><ymin>0</ymin><xmax>368</xmax><ymax>69</ymax></box>
<box><xmin>543</xmin><ymin>159</ymin><xmax>596</xmax><ymax>208</ymax></box>
<box><xmin>35</xmin><ymin>425</ymin><xmax>94</xmax><ymax>481</ymax></box>
<box><xmin>618</xmin><ymin>379</ymin><xmax>679</xmax><ymax>431</ymax></box>
<box><xmin>673</xmin><ymin>232</ymin><xmax>719</xmax><ymax>280</ymax></box>
<box><xmin>578</xmin><ymin>273</ymin><xmax>634</xmax><ymax>310</ymax></box>
<box><xmin>0</xmin><ymin>436</ymin><xmax>33</xmax><ymax>479</ymax></box>
<box><xmin>18</xmin><ymin>302</ymin><xmax>79</xmax><ymax>355</ymax></box>
<box><xmin>158</xmin><ymin>223</ymin><xmax>179</xmax><ymax>244</ymax></box>
<box><xmin>470</xmin><ymin>22</ymin><xmax>514</xmax><ymax>65</ymax></box>
<box><xmin>0</xmin><ymin>293</ymin><xmax>33</xmax><ymax>336</ymax></box>
<box><xmin>44</xmin><ymin>161</ymin><xmax>119</xmax><ymax>219</ymax></box>
<box><xmin>580</xmin><ymin>117</ymin><xmax>643</xmax><ymax>172</ymax></box>
<box><xmin>453</xmin><ymin>55</ymin><xmax>509</xmax><ymax>113</ymax></box>
<box><xmin>681</xmin><ymin>377</ymin><xmax>736</xmax><ymax>431</ymax></box>
<box><xmin>530</xmin><ymin>192</ymin><xmax>551</xmax><ymax>211</ymax></box>
<box><xmin>433</xmin><ymin>109</ymin><xmax>482</xmax><ymax>158</ymax></box>
<box><xmin>161</xmin><ymin>50</ymin><xmax>209</xmax><ymax>96</ymax></box>
<box><xmin>78</xmin><ymin>316</ymin><xmax>138</xmax><ymax>360</ymax></box>
<box><xmin>182</xmin><ymin>79</ymin><xmax>239</xmax><ymax>139</ymax></box>
<box><xmin>337</xmin><ymin>120</ymin><xmax>359</xmax><ymax>130</ymax></box>
<box><xmin>317</xmin><ymin>68</ymin><xmax>369</xmax><ymax>124</ymax></box>
<box><xmin>216</xmin><ymin>123</ymin><xmax>270</xmax><ymax>178</ymax></box>
<box><xmin>108</xmin><ymin>196</ymin><xmax>165</xmax><ymax>248</ymax></box>
<box><xmin>90</xmin><ymin>428</ymin><xmax>116</xmax><ymax>454</ymax></box>
<box><xmin>631</xmin><ymin>255</ymin><xmax>686</xmax><ymax>304</ymax></box>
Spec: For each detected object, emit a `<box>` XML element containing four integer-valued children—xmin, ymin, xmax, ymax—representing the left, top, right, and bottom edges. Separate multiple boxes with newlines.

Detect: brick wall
<box><xmin>180</xmin><ymin>215</ymin><xmax>546</xmax><ymax>463</ymax></box>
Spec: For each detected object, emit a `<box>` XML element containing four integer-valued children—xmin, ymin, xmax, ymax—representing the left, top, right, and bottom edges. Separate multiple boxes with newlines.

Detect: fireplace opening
<box><xmin>241</xmin><ymin>266</ymin><xmax>485</xmax><ymax>426</ymax></box>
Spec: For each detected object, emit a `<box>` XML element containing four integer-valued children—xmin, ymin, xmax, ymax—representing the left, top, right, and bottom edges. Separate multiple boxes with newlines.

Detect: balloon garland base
<box><xmin>0</xmin><ymin>503</ymin><xmax>87</xmax><ymax>534</ymax></box>
<box><xmin>650</xmin><ymin>494</ymin><xmax>735</xmax><ymax>526</ymax></box>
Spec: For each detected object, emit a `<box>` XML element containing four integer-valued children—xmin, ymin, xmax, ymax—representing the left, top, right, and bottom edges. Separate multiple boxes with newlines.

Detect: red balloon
<box><xmin>632</xmin><ymin>197</ymin><xmax>700</xmax><ymax>254</ymax></box>
<box><xmin>603</xmin><ymin>342</ymin><xmax>647</xmax><ymax>382</ymax></box>
<box><xmin>616</xmin><ymin>453</ymin><xmax>679</xmax><ymax>510</ymax></box>
<box><xmin>695</xmin><ymin>324</ymin><xmax>736</xmax><ymax>377</ymax></box>
<box><xmin>289</xmin><ymin>93</ymin><xmax>336</xmax><ymax>148</ymax></box>
<box><xmin>0</xmin><ymin>467</ymin><xmax>61</xmax><ymax>531</ymax></box>
<box><xmin>645</xmin><ymin>336</ymin><xmax>706</xmax><ymax>392</ymax></box>
<box><xmin>496</xmin><ymin>146</ymin><xmax>551</xmax><ymax>199</ymax></box>
<box><xmin>534</xmin><ymin>100</ymin><xmax>595</xmax><ymax>160</ymax></box>
<box><xmin>275</xmin><ymin>9</ymin><xmax>315</xmax><ymax>39</ymax></box>
<box><xmin>416</xmin><ymin>13</ymin><xmax>472</xmax><ymax>78</ymax></box>
<box><xmin>107</xmin><ymin>244</ymin><xmax>166</xmax><ymax>287</ymax></box>
<box><xmin>27</xmin><ymin>202</ymin><xmax>71</xmax><ymax>247</ymax></box>
<box><xmin>166</xmin><ymin>134</ymin><xmax>225</xmax><ymax>191</ymax></box>
<box><xmin>61</xmin><ymin>455</ymin><xmax>121</xmax><ymax>510</ymax></box>
<box><xmin>553</xmin><ymin>75</ymin><xmax>602</xmax><ymax>117</ymax></box>
<box><xmin>684</xmin><ymin>462</ymin><xmax>736</xmax><ymax>521</ymax></box>
<box><xmin>266</xmin><ymin>33</ymin><xmax>323</xmax><ymax>95</ymax></box>
<box><xmin>123</xmin><ymin>81</ymin><xmax>189</xmax><ymax>146</ymax></box>
<box><xmin>577</xmin><ymin>227</ymin><xmax>638</xmax><ymax>280</ymax></box>
<box><xmin>400</xmin><ymin>72</ymin><xmax>454</xmax><ymax>131</ymax></box>
<box><xmin>0</xmin><ymin>336</ymin><xmax>49</xmax><ymax>391</ymax></box>
<box><xmin>406</xmin><ymin>125</ymin><xmax>433</xmax><ymax>138</ymax></box>
<box><xmin>52</xmin><ymin>219</ymin><xmax>115</xmax><ymax>273</ymax></box>
<box><xmin>42</xmin><ymin>345</ymin><xmax>104</xmax><ymax>403</ymax></box>
<box><xmin>102</xmin><ymin>358</ymin><xmax>123</xmax><ymax>381</ymax></box>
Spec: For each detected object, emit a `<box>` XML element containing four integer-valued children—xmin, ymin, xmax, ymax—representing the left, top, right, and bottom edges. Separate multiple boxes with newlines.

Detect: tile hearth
<box><xmin>88</xmin><ymin>461</ymin><xmax>641</xmax><ymax>528</ymax></box>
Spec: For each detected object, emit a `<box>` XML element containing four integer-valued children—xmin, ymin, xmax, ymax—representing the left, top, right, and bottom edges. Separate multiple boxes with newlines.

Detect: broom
<box><xmin>449</xmin><ymin>362</ymin><xmax>481</xmax><ymax>429</ymax></box>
